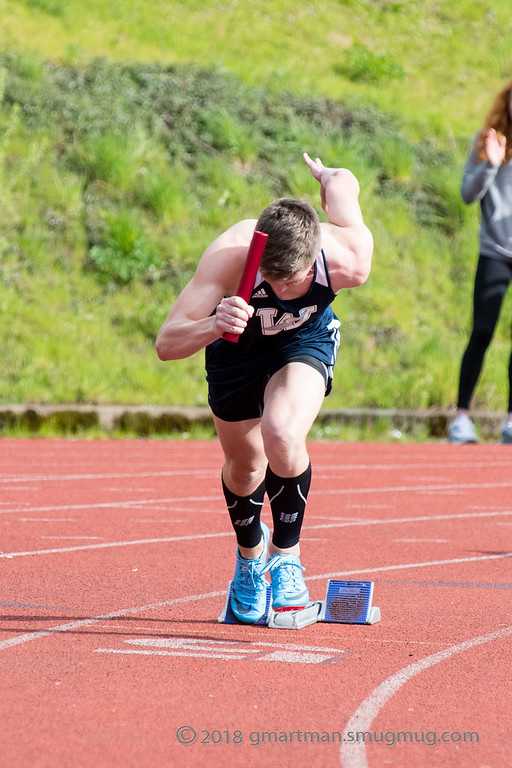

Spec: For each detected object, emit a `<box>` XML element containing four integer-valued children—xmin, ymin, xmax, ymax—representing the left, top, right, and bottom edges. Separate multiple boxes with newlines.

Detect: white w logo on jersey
<box><xmin>256</xmin><ymin>306</ymin><xmax>318</xmax><ymax>336</ymax></box>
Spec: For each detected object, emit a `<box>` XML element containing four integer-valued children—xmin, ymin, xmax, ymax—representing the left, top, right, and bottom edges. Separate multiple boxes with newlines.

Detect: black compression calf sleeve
<box><xmin>266</xmin><ymin>462</ymin><xmax>311</xmax><ymax>549</ymax></box>
<box><xmin>222</xmin><ymin>476</ymin><xmax>265</xmax><ymax>549</ymax></box>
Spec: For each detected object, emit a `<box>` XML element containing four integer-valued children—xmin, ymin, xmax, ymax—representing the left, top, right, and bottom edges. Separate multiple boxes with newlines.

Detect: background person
<box><xmin>449</xmin><ymin>81</ymin><xmax>512</xmax><ymax>444</ymax></box>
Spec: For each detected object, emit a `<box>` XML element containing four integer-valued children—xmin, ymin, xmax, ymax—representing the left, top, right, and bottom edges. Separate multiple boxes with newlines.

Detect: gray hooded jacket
<box><xmin>461</xmin><ymin>136</ymin><xmax>512</xmax><ymax>262</ymax></box>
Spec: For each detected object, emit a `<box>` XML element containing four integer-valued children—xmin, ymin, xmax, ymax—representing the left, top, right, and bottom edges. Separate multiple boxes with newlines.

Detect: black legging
<box><xmin>457</xmin><ymin>254</ymin><xmax>512</xmax><ymax>412</ymax></box>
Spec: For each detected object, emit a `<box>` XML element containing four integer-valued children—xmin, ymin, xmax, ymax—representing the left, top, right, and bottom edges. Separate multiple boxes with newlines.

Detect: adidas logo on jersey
<box><xmin>252</xmin><ymin>288</ymin><xmax>268</xmax><ymax>299</ymax></box>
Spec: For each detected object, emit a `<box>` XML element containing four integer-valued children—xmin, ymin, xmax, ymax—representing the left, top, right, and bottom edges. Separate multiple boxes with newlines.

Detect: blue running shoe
<box><xmin>230</xmin><ymin>522</ymin><xmax>270</xmax><ymax>624</ymax></box>
<box><xmin>263</xmin><ymin>553</ymin><xmax>309</xmax><ymax>612</ymax></box>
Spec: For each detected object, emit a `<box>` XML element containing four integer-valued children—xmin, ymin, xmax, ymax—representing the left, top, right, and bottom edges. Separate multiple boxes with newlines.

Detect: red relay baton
<box><xmin>223</xmin><ymin>230</ymin><xmax>268</xmax><ymax>343</ymax></box>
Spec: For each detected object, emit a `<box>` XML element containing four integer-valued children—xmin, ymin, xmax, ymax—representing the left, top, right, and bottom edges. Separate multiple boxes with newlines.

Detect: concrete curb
<box><xmin>0</xmin><ymin>404</ymin><xmax>507</xmax><ymax>440</ymax></box>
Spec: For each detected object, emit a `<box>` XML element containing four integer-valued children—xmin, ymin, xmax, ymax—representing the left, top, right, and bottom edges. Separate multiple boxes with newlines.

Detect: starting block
<box><xmin>218</xmin><ymin>579</ymin><xmax>381</xmax><ymax>630</ymax></box>
<box><xmin>320</xmin><ymin>580</ymin><xmax>381</xmax><ymax>625</ymax></box>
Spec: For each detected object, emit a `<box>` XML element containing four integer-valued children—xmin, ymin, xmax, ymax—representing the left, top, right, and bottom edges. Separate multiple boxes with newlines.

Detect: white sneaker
<box><xmin>448</xmin><ymin>414</ymin><xmax>478</xmax><ymax>444</ymax></box>
<box><xmin>500</xmin><ymin>421</ymin><xmax>512</xmax><ymax>444</ymax></box>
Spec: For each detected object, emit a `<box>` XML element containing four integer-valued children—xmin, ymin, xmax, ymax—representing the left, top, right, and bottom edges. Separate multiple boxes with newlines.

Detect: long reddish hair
<box><xmin>475</xmin><ymin>80</ymin><xmax>512</xmax><ymax>163</ymax></box>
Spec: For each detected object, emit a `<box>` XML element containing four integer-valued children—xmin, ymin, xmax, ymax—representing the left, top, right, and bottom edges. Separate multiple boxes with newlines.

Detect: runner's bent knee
<box><xmin>261</xmin><ymin>421</ymin><xmax>308</xmax><ymax>474</ymax></box>
<box><xmin>222</xmin><ymin>453</ymin><xmax>267</xmax><ymax>494</ymax></box>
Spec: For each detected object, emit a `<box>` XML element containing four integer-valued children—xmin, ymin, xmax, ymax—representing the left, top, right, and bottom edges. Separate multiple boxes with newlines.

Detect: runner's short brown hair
<box><xmin>256</xmin><ymin>198</ymin><xmax>321</xmax><ymax>280</ymax></box>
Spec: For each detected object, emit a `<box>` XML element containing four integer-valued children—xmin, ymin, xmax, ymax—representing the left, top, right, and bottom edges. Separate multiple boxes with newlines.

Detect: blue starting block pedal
<box><xmin>320</xmin><ymin>579</ymin><xmax>381</xmax><ymax>625</ymax></box>
<box><xmin>218</xmin><ymin>578</ymin><xmax>381</xmax><ymax>629</ymax></box>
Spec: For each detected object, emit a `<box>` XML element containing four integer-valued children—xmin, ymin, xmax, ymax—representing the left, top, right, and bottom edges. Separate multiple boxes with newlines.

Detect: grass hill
<box><xmin>1</xmin><ymin>0</ymin><xmax>512</xmax><ymax>415</ymax></box>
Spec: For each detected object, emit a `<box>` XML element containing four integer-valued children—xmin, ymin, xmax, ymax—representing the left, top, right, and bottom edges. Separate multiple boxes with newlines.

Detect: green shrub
<box><xmin>337</xmin><ymin>43</ymin><xmax>406</xmax><ymax>84</ymax></box>
<box><xmin>1</xmin><ymin>53</ymin><xmax>506</xmax><ymax>411</ymax></box>
<box><xmin>88</xmin><ymin>212</ymin><xmax>163</xmax><ymax>286</ymax></box>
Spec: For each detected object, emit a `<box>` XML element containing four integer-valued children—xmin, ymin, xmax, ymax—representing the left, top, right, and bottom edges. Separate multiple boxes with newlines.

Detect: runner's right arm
<box><xmin>155</xmin><ymin>222</ymin><xmax>255</xmax><ymax>360</ymax></box>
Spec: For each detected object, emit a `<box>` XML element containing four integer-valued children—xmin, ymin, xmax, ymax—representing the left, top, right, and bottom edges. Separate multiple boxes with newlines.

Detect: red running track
<box><xmin>0</xmin><ymin>438</ymin><xmax>511</xmax><ymax>767</ymax></box>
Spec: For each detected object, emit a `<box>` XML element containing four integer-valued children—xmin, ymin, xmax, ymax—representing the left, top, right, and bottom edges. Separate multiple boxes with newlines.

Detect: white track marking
<box><xmin>316</xmin><ymin>460</ymin><xmax>512</xmax><ymax>471</ymax></box>
<box><xmin>308</xmin><ymin>516</ymin><xmax>367</xmax><ymax>522</ymax></box>
<box><xmin>1</xmin><ymin>461</ymin><xmax>511</xmax><ymax>486</ymax></box>
<box><xmin>392</xmin><ymin>538</ymin><xmax>449</xmax><ymax>543</ymax></box>
<box><xmin>0</xmin><ymin>531</ymin><xmax>232</xmax><ymax>558</ymax></box>
<box><xmin>127</xmin><ymin>637</ymin><xmax>349</xmax><ymax>654</ymax></box>
<box><xmin>304</xmin><ymin>508</ymin><xmax>512</xmax><ymax>535</ymax></box>
<box><xmin>0</xmin><ymin>469</ymin><xmax>219</xmax><ymax>484</ymax></box>
<box><xmin>0</xmin><ymin>497</ymin><xmax>220</xmax><ymax>516</ymax></box>
<box><xmin>131</xmin><ymin>519</ymin><xmax>189</xmax><ymax>523</ymax></box>
<box><xmin>0</xmin><ymin>496</ymin><xmax>221</xmax><ymax>515</ymax></box>
<box><xmin>0</xmin><ymin>591</ymin><xmax>226</xmax><ymax>652</ymax></box>
<box><xmin>1</xmin><ymin>556</ymin><xmax>512</xmax><ymax>655</ymax></box>
<box><xmin>3</xmin><ymin>508</ymin><xmax>511</xmax><ymax>559</ymax></box>
<box><xmin>95</xmin><ymin>647</ymin><xmax>252</xmax><ymax>660</ymax></box>
<box><xmin>95</xmin><ymin>647</ymin><xmax>336</xmax><ymax>664</ymax></box>
<box><xmin>0</xmin><ymin>601</ymin><xmax>69</xmax><ymax>610</ymax></box>
<box><xmin>308</xmin><ymin>552</ymin><xmax>512</xmax><ymax>583</ymax></box>
<box><xmin>94</xmin><ymin>637</ymin><xmax>349</xmax><ymax>665</ymax></box>
<box><xmin>1</xmin><ymin>480</ymin><xmax>512</xmax><ymax>519</ymax></box>
<box><xmin>339</xmin><ymin>625</ymin><xmax>512</xmax><ymax>768</ymax></box>
<box><xmin>2</xmin><ymin>488</ymin><xmax>34</xmax><ymax>492</ymax></box>
<box><xmin>313</xmin><ymin>480</ymin><xmax>512</xmax><ymax>496</ymax></box>
<box><xmin>345</xmin><ymin>504</ymin><xmax>392</xmax><ymax>509</ymax></box>
<box><xmin>469</xmin><ymin>505</ymin><xmax>511</xmax><ymax>509</ymax></box>
<box><xmin>19</xmin><ymin>518</ymin><xmax>76</xmax><ymax>522</ymax></box>
<box><xmin>40</xmin><ymin>536</ymin><xmax>105</xmax><ymax>541</ymax></box>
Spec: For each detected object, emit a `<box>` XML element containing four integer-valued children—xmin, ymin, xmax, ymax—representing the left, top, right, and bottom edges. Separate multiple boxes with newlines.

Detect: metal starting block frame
<box><xmin>320</xmin><ymin>579</ymin><xmax>381</xmax><ymax>625</ymax></box>
<box><xmin>218</xmin><ymin>579</ymin><xmax>381</xmax><ymax>630</ymax></box>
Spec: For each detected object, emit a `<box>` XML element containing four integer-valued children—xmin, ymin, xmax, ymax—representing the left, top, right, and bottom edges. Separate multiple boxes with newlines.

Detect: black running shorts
<box><xmin>207</xmin><ymin>353</ymin><xmax>332</xmax><ymax>422</ymax></box>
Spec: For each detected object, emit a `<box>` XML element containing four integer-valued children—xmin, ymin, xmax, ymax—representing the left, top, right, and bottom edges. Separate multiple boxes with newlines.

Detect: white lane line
<box><xmin>2</xmin><ymin>489</ymin><xmax>34</xmax><ymax>492</ymax></box>
<box><xmin>392</xmin><ymin>539</ymin><xmax>449</xmax><ymax>543</ymax></box>
<box><xmin>95</xmin><ymin>648</ymin><xmax>337</xmax><ymax>664</ymax></box>
<box><xmin>1</xmin><ymin>481</ymin><xmax>511</xmax><ymax>519</ymax></box>
<box><xmin>0</xmin><ymin>531</ymin><xmax>232</xmax><ymax>558</ymax></box>
<box><xmin>2</xmin><ymin>509</ymin><xmax>511</xmax><ymax>559</ymax></box>
<box><xmin>19</xmin><ymin>518</ymin><xmax>76</xmax><ymax>522</ymax></box>
<box><xmin>95</xmin><ymin>636</ymin><xmax>348</xmax><ymax>665</ymax></box>
<box><xmin>95</xmin><ymin>648</ymin><xmax>250</xmax><ymax>660</ymax></box>
<box><xmin>308</xmin><ymin>552</ymin><xmax>512</xmax><ymax>583</ymax></box>
<box><xmin>0</xmin><ymin>469</ymin><xmax>219</xmax><ymax>484</ymax></box>
<box><xmin>346</xmin><ymin>505</ymin><xmax>392</xmax><ymax>509</ymax></box>
<box><xmin>470</xmin><ymin>505</ymin><xmax>511</xmax><ymax>509</ymax></box>
<box><xmin>131</xmin><ymin>519</ymin><xmax>189</xmax><ymax>523</ymax></box>
<box><xmin>316</xmin><ymin>460</ymin><xmax>512</xmax><ymax>471</ymax></box>
<box><xmin>308</xmin><ymin>516</ymin><xmax>367</xmax><ymax>522</ymax></box>
<box><xmin>1</xmin><ymin>460</ymin><xmax>509</xmax><ymax>485</ymax></box>
<box><xmin>0</xmin><ymin>496</ymin><xmax>221</xmax><ymax>516</ymax></box>
<box><xmin>303</xmin><ymin>508</ymin><xmax>512</xmax><ymax>535</ymax></box>
<box><xmin>0</xmin><ymin>591</ymin><xmax>226</xmax><ymax>652</ymax></box>
<box><xmin>2</xmin><ymin>556</ymin><xmax>512</xmax><ymax>656</ymax></box>
<box><xmin>339</xmin><ymin>625</ymin><xmax>512</xmax><ymax>768</ymax></box>
<box><xmin>314</xmin><ymin>481</ymin><xmax>512</xmax><ymax>496</ymax></box>
<box><xmin>40</xmin><ymin>536</ymin><xmax>105</xmax><ymax>541</ymax></box>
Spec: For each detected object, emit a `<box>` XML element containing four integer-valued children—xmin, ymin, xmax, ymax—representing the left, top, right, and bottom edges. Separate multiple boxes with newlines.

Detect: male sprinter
<box><xmin>156</xmin><ymin>153</ymin><xmax>373</xmax><ymax>623</ymax></box>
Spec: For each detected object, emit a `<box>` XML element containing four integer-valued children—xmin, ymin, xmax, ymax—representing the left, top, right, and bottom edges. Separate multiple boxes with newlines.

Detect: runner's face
<box><xmin>265</xmin><ymin>263</ymin><xmax>315</xmax><ymax>299</ymax></box>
